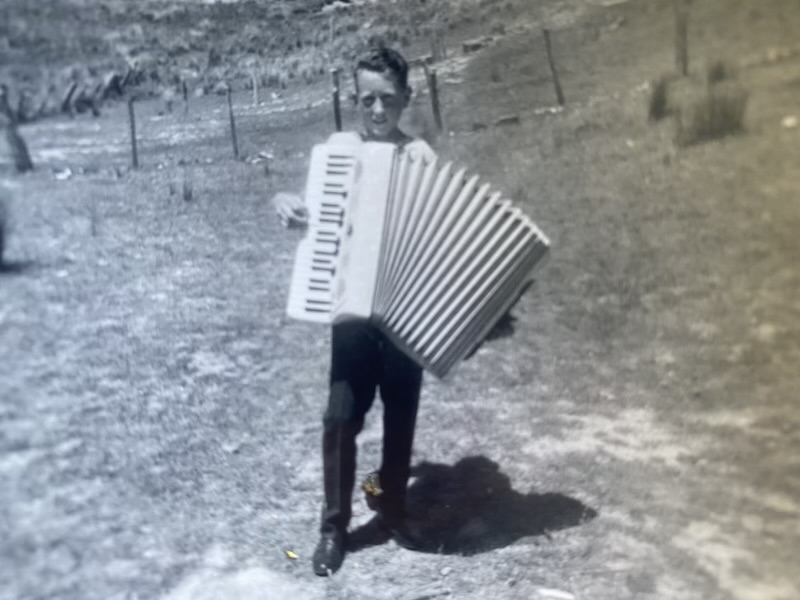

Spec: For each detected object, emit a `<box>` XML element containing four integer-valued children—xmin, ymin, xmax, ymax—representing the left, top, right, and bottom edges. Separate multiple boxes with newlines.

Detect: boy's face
<box><xmin>355</xmin><ymin>69</ymin><xmax>409</xmax><ymax>141</ymax></box>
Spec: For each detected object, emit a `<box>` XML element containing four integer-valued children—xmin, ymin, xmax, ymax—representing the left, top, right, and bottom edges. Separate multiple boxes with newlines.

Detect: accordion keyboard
<box><xmin>286</xmin><ymin>144</ymin><xmax>359</xmax><ymax>322</ymax></box>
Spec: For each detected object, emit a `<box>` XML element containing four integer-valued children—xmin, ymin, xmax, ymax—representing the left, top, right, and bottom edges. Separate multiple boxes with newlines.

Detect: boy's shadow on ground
<box><xmin>349</xmin><ymin>455</ymin><xmax>596</xmax><ymax>555</ymax></box>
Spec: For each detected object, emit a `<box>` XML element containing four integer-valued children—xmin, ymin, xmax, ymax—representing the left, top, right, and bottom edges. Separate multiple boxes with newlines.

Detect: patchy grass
<box><xmin>2</xmin><ymin>2</ymin><xmax>800</xmax><ymax>600</ymax></box>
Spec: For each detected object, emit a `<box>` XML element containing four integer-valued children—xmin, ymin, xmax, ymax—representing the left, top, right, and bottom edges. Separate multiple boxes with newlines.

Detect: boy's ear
<box><xmin>403</xmin><ymin>85</ymin><xmax>412</xmax><ymax>105</ymax></box>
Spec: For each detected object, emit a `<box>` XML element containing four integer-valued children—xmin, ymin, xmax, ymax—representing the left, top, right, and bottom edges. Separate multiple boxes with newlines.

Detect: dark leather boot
<box><xmin>312</xmin><ymin>530</ymin><xmax>346</xmax><ymax>576</ymax></box>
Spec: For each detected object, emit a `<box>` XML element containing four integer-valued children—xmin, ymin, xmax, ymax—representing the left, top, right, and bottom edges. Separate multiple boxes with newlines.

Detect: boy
<box><xmin>273</xmin><ymin>45</ymin><xmax>435</xmax><ymax>576</ymax></box>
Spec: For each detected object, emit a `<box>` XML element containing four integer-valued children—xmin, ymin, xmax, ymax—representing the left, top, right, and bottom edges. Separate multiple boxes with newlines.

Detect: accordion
<box><xmin>287</xmin><ymin>137</ymin><xmax>550</xmax><ymax>378</ymax></box>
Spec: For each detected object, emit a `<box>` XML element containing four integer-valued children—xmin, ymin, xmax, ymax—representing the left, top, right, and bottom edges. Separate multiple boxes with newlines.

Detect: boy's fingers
<box><xmin>274</xmin><ymin>194</ymin><xmax>307</xmax><ymax>228</ymax></box>
<box><xmin>281</xmin><ymin>215</ymin><xmax>307</xmax><ymax>229</ymax></box>
<box><xmin>278</xmin><ymin>206</ymin><xmax>297</xmax><ymax>220</ymax></box>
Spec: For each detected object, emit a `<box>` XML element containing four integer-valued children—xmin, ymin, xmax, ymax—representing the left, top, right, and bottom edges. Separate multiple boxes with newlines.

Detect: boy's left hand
<box><xmin>273</xmin><ymin>192</ymin><xmax>309</xmax><ymax>229</ymax></box>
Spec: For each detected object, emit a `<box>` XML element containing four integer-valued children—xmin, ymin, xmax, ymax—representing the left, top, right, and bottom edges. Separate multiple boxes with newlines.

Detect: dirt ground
<box><xmin>1</xmin><ymin>1</ymin><xmax>799</xmax><ymax>599</ymax></box>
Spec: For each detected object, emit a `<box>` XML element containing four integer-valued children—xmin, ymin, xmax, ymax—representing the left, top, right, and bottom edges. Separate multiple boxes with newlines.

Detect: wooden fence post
<box><xmin>4</xmin><ymin>127</ymin><xmax>34</xmax><ymax>173</ymax></box>
<box><xmin>426</xmin><ymin>67</ymin><xmax>444</xmax><ymax>132</ymax></box>
<box><xmin>127</xmin><ymin>97</ymin><xmax>138</xmax><ymax>169</ymax></box>
<box><xmin>61</xmin><ymin>82</ymin><xmax>78</xmax><ymax>115</ymax></box>
<box><xmin>226</xmin><ymin>86</ymin><xmax>239</xmax><ymax>160</ymax></box>
<box><xmin>542</xmin><ymin>29</ymin><xmax>565</xmax><ymax>106</ymax></box>
<box><xmin>674</xmin><ymin>0</ymin><xmax>690</xmax><ymax>76</ymax></box>
<box><xmin>331</xmin><ymin>68</ymin><xmax>342</xmax><ymax>132</ymax></box>
<box><xmin>182</xmin><ymin>80</ymin><xmax>189</xmax><ymax>115</ymax></box>
<box><xmin>431</xmin><ymin>27</ymin><xmax>447</xmax><ymax>62</ymax></box>
<box><xmin>251</xmin><ymin>68</ymin><xmax>259</xmax><ymax>106</ymax></box>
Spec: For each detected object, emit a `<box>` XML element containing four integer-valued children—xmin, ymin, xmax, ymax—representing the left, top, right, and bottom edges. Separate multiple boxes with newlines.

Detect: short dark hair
<box><xmin>353</xmin><ymin>43</ymin><xmax>410</xmax><ymax>93</ymax></box>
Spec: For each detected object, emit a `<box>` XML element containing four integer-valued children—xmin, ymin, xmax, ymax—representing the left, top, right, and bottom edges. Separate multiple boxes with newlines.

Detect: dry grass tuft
<box><xmin>649</xmin><ymin>58</ymin><xmax>747</xmax><ymax>146</ymax></box>
<box><xmin>675</xmin><ymin>81</ymin><xmax>749</xmax><ymax>146</ymax></box>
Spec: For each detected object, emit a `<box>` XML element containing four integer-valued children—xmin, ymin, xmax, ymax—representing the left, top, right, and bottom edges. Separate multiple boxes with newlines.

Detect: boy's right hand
<box><xmin>272</xmin><ymin>192</ymin><xmax>309</xmax><ymax>229</ymax></box>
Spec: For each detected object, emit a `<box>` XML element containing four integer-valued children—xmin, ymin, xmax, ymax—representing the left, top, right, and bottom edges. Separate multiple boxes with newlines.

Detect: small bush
<box><xmin>676</xmin><ymin>82</ymin><xmax>749</xmax><ymax>146</ymax></box>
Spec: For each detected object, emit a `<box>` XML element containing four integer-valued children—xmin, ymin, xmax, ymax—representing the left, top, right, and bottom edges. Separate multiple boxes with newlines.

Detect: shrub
<box><xmin>675</xmin><ymin>82</ymin><xmax>748</xmax><ymax>146</ymax></box>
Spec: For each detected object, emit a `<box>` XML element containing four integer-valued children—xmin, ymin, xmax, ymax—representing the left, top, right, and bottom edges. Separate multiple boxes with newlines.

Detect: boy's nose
<box><xmin>372</xmin><ymin>98</ymin><xmax>385</xmax><ymax>116</ymax></box>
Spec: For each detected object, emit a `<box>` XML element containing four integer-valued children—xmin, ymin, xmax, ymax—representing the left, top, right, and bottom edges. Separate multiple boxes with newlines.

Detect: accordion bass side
<box><xmin>287</xmin><ymin>139</ymin><xmax>550</xmax><ymax>378</ymax></box>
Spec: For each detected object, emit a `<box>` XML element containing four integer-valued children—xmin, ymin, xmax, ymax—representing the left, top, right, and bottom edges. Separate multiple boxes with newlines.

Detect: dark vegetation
<box><xmin>675</xmin><ymin>79</ymin><xmax>749</xmax><ymax>146</ymax></box>
<box><xmin>0</xmin><ymin>0</ymin><xmax>515</xmax><ymax>123</ymax></box>
<box><xmin>648</xmin><ymin>61</ymin><xmax>749</xmax><ymax>146</ymax></box>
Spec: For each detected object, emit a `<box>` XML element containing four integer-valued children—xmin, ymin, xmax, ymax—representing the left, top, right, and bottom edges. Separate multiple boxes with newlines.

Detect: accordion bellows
<box><xmin>287</xmin><ymin>137</ymin><xmax>550</xmax><ymax>378</ymax></box>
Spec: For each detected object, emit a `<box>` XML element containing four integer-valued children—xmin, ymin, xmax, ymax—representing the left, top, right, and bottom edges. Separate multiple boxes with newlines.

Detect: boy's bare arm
<box><xmin>272</xmin><ymin>192</ymin><xmax>309</xmax><ymax>229</ymax></box>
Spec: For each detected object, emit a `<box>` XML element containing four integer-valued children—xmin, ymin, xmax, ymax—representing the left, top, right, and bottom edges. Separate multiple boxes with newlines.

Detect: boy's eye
<box><xmin>359</xmin><ymin>94</ymin><xmax>399</xmax><ymax>108</ymax></box>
